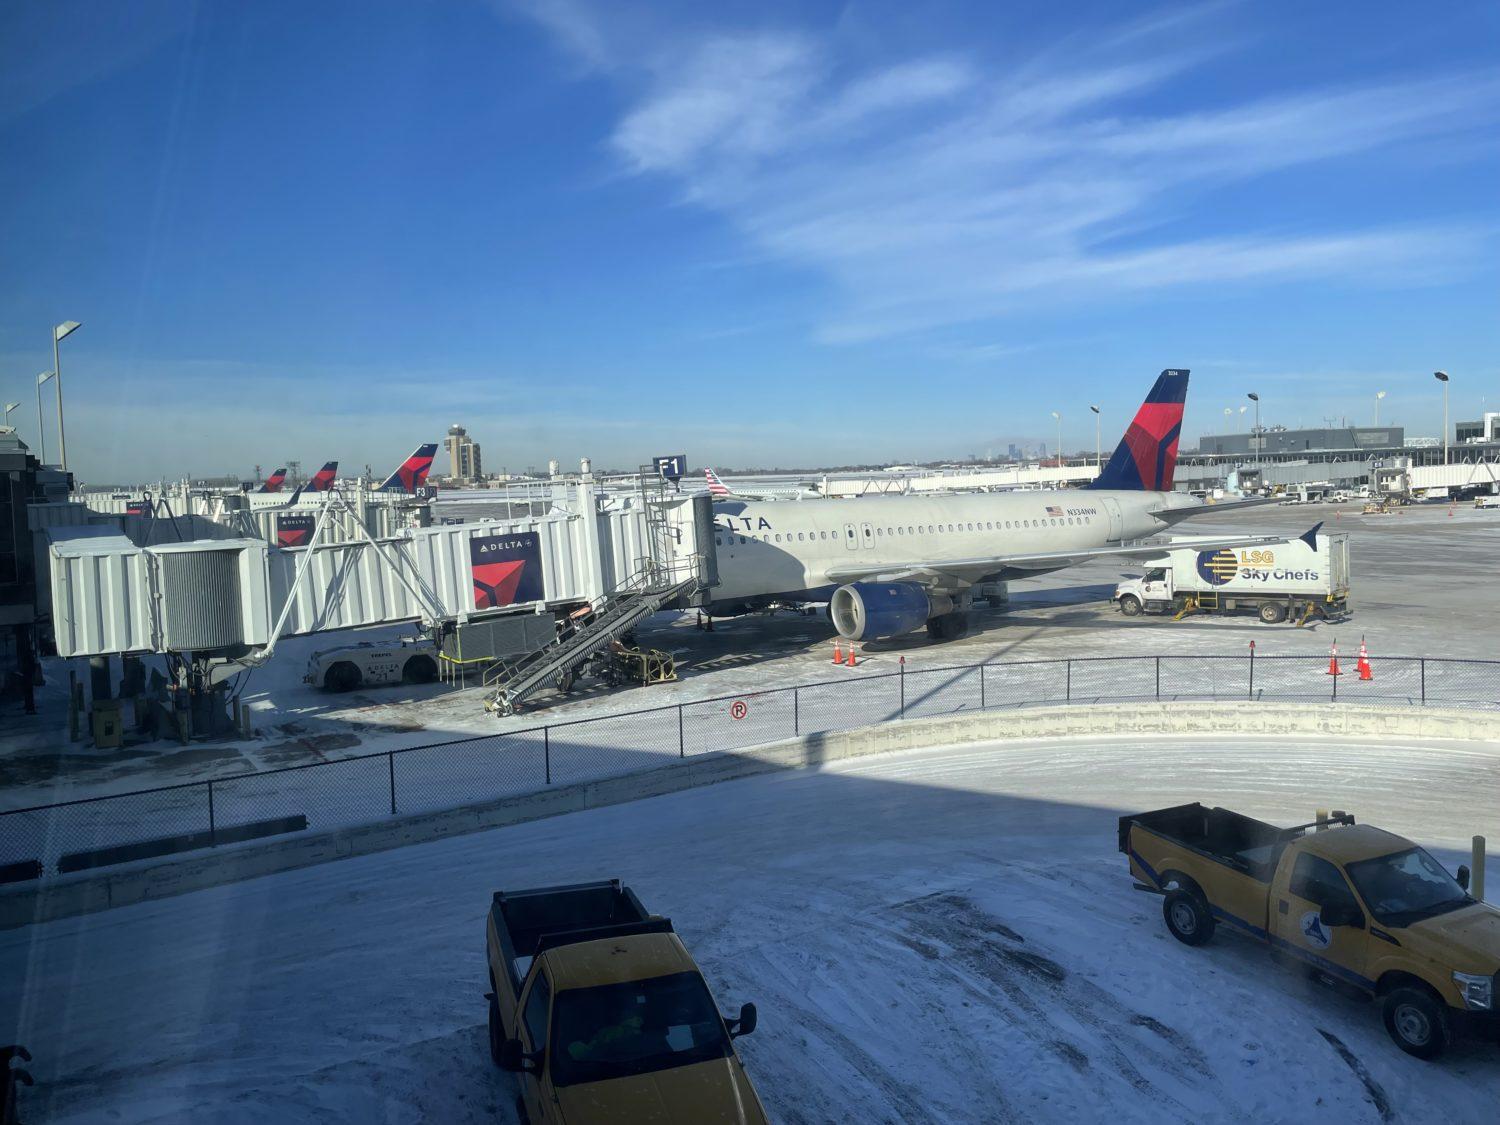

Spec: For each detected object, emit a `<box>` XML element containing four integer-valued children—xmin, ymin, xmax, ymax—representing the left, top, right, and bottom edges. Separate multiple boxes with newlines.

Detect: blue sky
<box><xmin>2</xmin><ymin>0</ymin><xmax>1498</xmax><ymax>482</ymax></box>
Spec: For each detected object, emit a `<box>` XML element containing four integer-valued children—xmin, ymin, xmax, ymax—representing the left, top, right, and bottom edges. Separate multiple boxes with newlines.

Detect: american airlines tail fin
<box><xmin>378</xmin><ymin>444</ymin><xmax>437</xmax><ymax>492</ymax></box>
<box><xmin>258</xmin><ymin>467</ymin><xmax>288</xmax><ymax>493</ymax></box>
<box><xmin>308</xmin><ymin>461</ymin><xmax>338</xmax><ymax>491</ymax></box>
<box><xmin>705</xmin><ymin>467</ymin><xmax>732</xmax><ymax>497</ymax></box>
<box><xmin>1085</xmin><ymin>369</ymin><xmax>1188</xmax><ymax>492</ymax></box>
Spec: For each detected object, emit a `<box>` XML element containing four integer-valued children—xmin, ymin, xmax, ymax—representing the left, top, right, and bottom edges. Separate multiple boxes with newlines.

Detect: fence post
<box><xmin>980</xmin><ymin>663</ymin><xmax>986</xmax><ymax>710</ymax></box>
<box><xmin>544</xmin><ymin>727</ymin><xmax>551</xmax><ymax>785</ymax></box>
<box><xmin>899</xmin><ymin>656</ymin><xmax>906</xmax><ymax>718</ymax></box>
<box><xmin>1155</xmin><ymin>656</ymin><xmax>1161</xmax><ymax>701</ymax></box>
<box><xmin>678</xmin><ymin>704</ymin><xmax>685</xmax><ymax>758</ymax></box>
<box><xmin>1066</xmin><ymin>659</ymin><xmax>1072</xmax><ymax>703</ymax></box>
<box><xmin>1420</xmin><ymin>658</ymin><xmax>1426</xmax><ymax>705</ymax></box>
<box><xmin>388</xmin><ymin>752</ymin><xmax>397</xmax><ymax>815</ymax></box>
<box><xmin>793</xmin><ymin>687</ymin><xmax>799</xmax><ymax>736</ymax></box>
<box><xmin>207</xmin><ymin>779</ymin><xmax>216</xmax><ymax>846</ymax></box>
<box><xmin>1248</xmin><ymin>642</ymin><xmax>1255</xmax><ymax>701</ymax></box>
<box><xmin>1332</xmin><ymin>658</ymin><xmax>1338</xmax><ymax>702</ymax></box>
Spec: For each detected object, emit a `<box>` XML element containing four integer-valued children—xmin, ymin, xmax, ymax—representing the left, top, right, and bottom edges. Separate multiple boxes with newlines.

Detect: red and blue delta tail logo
<box><xmin>1085</xmin><ymin>369</ymin><xmax>1188</xmax><ymax>492</ymax></box>
<box><xmin>308</xmin><ymin>461</ymin><xmax>338</xmax><ymax>491</ymax></box>
<box><xmin>378</xmin><ymin>444</ymin><xmax>438</xmax><ymax>492</ymax></box>
<box><xmin>258</xmin><ymin>467</ymin><xmax>288</xmax><ymax>493</ymax></box>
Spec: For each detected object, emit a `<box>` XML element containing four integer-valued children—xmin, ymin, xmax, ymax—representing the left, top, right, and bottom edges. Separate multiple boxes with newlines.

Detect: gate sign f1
<box><xmin>654</xmin><ymin>454</ymin><xmax>686</xmax><ymax>481</ymax></box>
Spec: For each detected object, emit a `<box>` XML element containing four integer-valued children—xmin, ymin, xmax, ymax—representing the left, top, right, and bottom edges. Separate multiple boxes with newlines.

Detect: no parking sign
<box><xmin>730</xmin><ymin>700</ymin><xmax>748</xmax><ymax>720</ymax></box>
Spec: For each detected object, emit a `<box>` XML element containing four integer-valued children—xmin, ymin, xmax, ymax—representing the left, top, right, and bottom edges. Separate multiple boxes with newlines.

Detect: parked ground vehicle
<box><xmin>1476</xmin><ymin>494</ymin><xmax>1500</xmax><ymax>510</ymax></box>
<box><xmin>485</xmin><ymin>880</ymin><xmax>766</xmax><ymax>1123</ymax></box>
<box><xmin>1120</xmin><ymin>803</ymin><xmax>1500</xmax><ymax>1059</ymax></box>
<box><xmin>1111</xmin><ymin>526</ymin><xmax>1349</xmax><ymax>623</ymax></box>
<box><xmin>303</xmin><ymin>636</ymin><xmax>439</xmax><ymax>691</ymax></box>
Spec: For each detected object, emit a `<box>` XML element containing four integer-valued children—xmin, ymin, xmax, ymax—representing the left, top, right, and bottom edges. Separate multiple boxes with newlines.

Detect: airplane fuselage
<box><xmin>708</xmin><ymin>489</ymin><xmax>1192</xmax><ymax>604</ymax></box>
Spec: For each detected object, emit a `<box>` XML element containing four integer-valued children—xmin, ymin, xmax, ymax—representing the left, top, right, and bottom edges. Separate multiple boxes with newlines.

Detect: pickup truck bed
<box><xmin>489</xmin><ymin>880</ymin><xmax>673</xmax><ymax>999</ymax></box>
<box><xmin>1119</xmin><ymin>802</ymin><xmax>1294</xmax><ymax>882</ymax></box>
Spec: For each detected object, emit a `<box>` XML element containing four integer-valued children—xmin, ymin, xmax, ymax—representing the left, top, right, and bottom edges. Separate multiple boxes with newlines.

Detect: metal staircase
<box><xmin>481</xmin><ymin>565</ymin><xmax>696</xmax><ymax>715</ymax></box>
<box><xmin>481</xmin><ymin>467</ymin><xmax>706</xmax><ymax>716</ymax></box>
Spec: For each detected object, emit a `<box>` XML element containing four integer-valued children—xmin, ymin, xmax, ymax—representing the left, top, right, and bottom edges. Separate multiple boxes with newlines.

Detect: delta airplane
<box><xmin>705</xmin><ymin>369</ymin><xmax>1283</xmax><ymax>642</ymax></box>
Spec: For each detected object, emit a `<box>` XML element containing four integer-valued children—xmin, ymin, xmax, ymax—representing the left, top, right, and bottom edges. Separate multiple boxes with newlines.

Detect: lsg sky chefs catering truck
<box><xmin>1112</xmin><ymin>525</ymin><xmax>1350</xmax><ymax>624</ymax></box>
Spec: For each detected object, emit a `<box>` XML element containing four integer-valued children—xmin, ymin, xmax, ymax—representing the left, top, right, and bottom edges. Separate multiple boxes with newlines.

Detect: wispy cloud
<box><xmin>513</xmin><ymin>2</ymin><xmax>1500</xmax><ymax>343</ymax></box>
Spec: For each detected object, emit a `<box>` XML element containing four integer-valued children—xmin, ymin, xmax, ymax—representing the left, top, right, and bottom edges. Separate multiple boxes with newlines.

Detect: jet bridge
<box><xmin>44</xmin><ymin>478</ymin><xmax>717</xmax><ymax>666</ymax></box>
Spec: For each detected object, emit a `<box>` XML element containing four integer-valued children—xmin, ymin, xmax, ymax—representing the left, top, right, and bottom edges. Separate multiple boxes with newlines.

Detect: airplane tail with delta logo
<box><xmin>378</xmin><ymin>444</ymin><xmax>438</xmax><ymax>492</ymax></box>
<box><xmin>258</xmin><ymin>468</ymin><xmax>288</xmax><ymax>493</ymax></box>
<box><xmin>1085</xmin><ymin>368</ymin><xmax>1187</xmax><ymax>492</ymax></box>
<box><xmin>308</xmin><ymin>461</ymin><xmax>338</xmax><ymax>491</ymax></box>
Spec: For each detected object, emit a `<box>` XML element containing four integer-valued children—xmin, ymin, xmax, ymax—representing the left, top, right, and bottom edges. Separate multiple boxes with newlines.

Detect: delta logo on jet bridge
<box><xmin>469</xmin><ymin>531</ymin><xmax>544</xmax><ymax>610</ymax></box>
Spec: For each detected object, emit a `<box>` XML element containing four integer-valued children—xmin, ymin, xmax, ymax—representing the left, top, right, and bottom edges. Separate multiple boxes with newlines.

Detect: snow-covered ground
<box><xmin>5</xmin><ymin>501</ymin><xmax>1498</xmax><ymax>810</ymax></box>
<box><xmin>4</xmin><ymin>734</ymin><xmax>1498</xmax><ymax>1123</ymax></box>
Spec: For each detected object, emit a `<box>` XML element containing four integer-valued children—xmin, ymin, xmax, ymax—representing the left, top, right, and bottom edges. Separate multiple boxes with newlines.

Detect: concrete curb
<box><xmin>4</xmin><ymin>702</ymin><xmax>1495</xmax><ymax>929</ymax></box>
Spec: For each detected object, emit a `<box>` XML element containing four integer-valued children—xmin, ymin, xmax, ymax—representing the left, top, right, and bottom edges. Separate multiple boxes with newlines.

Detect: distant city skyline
<box><xmin>2</xmin><ymin>1</ymin><xmax>1497</xmax><ymax>481</ymax></box>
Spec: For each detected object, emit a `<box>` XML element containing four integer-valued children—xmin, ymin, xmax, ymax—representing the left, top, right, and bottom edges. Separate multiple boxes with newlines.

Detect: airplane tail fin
<box><xmin>1085</xmin><ymin>369</ymin><xmax>1188</xmax><ymax>492</ymax></box>
<box><xmin>259</xmin><ymin>467</ymin><xmax>288</xmax><ymax>493</ymax></box>
<box><xmin>705</xmin><ymin>467</ymin><xmax>732</xmax><ymax>497</ymax></box>
<box><xmin>308</xmin><ymin>461</ymin><xmax>338</xmax><ymax>491</ymax></box>
<box><xmin>378</xmin><ymin>444</ymin><xmax>437</xmax><ymax>492</ymax></box>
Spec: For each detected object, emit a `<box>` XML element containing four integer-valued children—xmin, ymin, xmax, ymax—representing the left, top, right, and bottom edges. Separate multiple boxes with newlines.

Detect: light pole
<box><xmin>1050</xmin><ymin>411</ymin><xmax>1062</xmax><ymax>466</ymax></box>
<box><xmin>1374</xmin><ymin>390</ymin><xmax>1386</xmax><ymax>426</ymax></box>
<box><xmin>36</xmin><ymin>372</ymin><xmax>54</xmax><ymax>464</ymax></box>
<box><xmin>3</xmin><ymin>402</ymin><xmax>18</xmax><ymax>428</ymax></box>
<box><xmin>1089</xmin><ymin>404</ymin><xmax>1101</xmax><ymax>467</ymax></box>
<box><xmin>52</xmin><ymin>320</ymin><xmax>81</xmax><ymax>472</ymax></box>
<box><xmin>1223</xmin><ymin>406</ymin><xmax>1232</xmax><ymax>434</ymax></box>
<box><xmin>1434</xmin><ymin>371</ymin><xmax>1449</xmax><ymax>465</ymax></box>
<box><xmin>1247</xmin><ymin>392</ymin><xmax>1260</xmax><ymax>466</ymax></box>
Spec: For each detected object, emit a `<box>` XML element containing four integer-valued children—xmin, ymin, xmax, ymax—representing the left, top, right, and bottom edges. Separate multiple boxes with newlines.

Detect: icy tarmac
<box><xmin>4</xmin><ymin>733</ymin><xmax>1498</xmax><ymax>1123</ymax></box>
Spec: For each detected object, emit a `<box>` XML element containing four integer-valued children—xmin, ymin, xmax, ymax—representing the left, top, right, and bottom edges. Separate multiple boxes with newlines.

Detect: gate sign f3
<box><xmin>654</xmin><ymin>454</ymin><xmax>686</xmax><ymax>481</ymax></box>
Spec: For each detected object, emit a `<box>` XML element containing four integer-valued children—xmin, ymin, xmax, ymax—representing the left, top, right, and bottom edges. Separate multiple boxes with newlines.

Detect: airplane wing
<box><xmin>1149</xmin><ymin>496</ymin><xmax>1278</xmax><ymax>526</ymax></box>
<box><xmin>822</xmin><ymin>527</ymin><xmax>1315</xmax><ymax>591</ymax></box>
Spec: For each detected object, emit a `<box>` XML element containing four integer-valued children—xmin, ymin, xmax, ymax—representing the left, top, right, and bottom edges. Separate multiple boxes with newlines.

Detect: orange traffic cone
<box><xmin>832</xmin><ymin>640</ymin><xmax>843</xmax><ymax>664</ymax></box>
<box><xmin>1326</xmin><ymin>641</ymin><xmax>1341</xmax><ymax>677</ymax></box>
<box><xmin>845</xmin><ymin>646</ymin><xmax>858</xmax><ymax>667</ymax></box>
<box><xmin>1357</xmin><ymin>638</ymin><xmax>1373</xmax><ymax>681</ymax></box>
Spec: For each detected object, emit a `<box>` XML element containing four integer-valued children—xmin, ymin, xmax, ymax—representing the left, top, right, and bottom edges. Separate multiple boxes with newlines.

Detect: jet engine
<box><xmin>829</xmin><ymin>582</ymin><xmax>954</xmax><ymax>641</ymax></box>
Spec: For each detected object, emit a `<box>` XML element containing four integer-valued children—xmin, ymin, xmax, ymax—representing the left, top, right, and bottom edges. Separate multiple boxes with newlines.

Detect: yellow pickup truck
<box><xmin>485</xmin><ymin>879</ymin><xmax>767</xmax><ymax>1123</ymax></box>
<box><xmin>1120</xmin><ymin>803</ymin><xmax>1500</xmax><ymax>1059</ymax></box>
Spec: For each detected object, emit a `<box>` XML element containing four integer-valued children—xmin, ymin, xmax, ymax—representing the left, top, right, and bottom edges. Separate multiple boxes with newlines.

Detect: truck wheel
<box><xmin>1258</xmin><ymin>602</ymin><xmax>1287</xmax><ymax>624</ymax></box>
<box><xmin>1163</xmin><ymin>889</ymin><xmax>1215</xmax><ymax>946</ymax></box>
<box><xmin>1382</xmin><ymin>986</ymin><xmax>1451</xmax><ymax>1059</ymax></box>
<box><xmin>402</xmin><ymin>655</ymin><xmax>438</xmax><ymax>684</ymax></box>
<box><xmin>1119</xmin><ymin>595</ymin><xmax>1143</xmax><ymax>617</ymax></box>
<box><xmin>323</xmin><ymin>661</ymin><xmax>361</xmax><ymax>693</ymax></box>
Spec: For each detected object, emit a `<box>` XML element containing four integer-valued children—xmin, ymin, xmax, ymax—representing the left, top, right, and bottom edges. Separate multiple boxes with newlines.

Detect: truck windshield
<box><xmin>1345</xmin><ymin>847</ymin><xmax>1472</xmax><ymax>927</ymax></box>
<box><xmin>550</xmin><ymin>971</ymin><xmax>731</xmax><ymax>1087</ymax></box>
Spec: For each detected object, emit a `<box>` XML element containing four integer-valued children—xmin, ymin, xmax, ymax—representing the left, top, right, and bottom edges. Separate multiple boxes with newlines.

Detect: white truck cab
<box><xmin>305</xmin><ymin>637</ymin><xmax>440</xmax><ymax>692</ymax></box>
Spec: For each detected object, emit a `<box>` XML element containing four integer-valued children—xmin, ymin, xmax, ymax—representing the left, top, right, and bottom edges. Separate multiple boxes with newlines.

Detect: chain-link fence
<box><xmin>4</xmin><ymin>653</ymin><xmax>1496</xmax><ymax>881</ymax></box>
